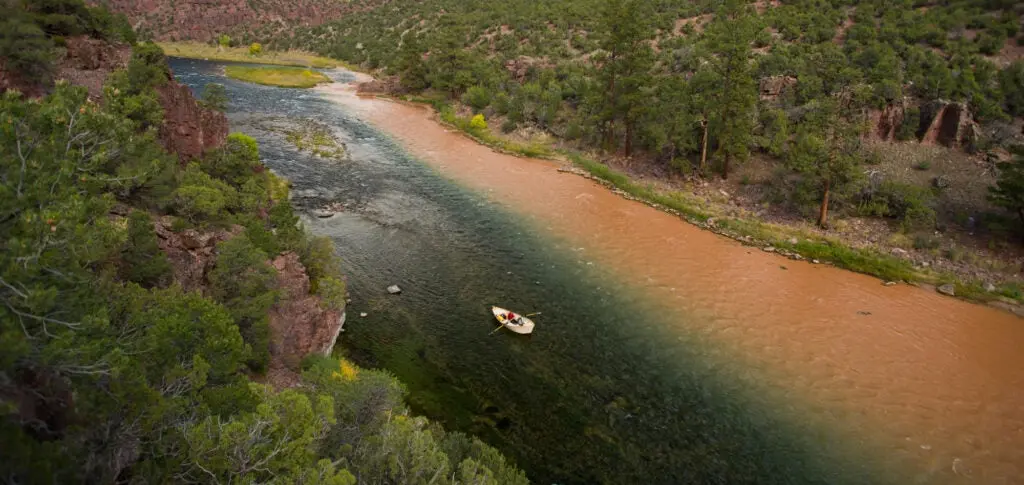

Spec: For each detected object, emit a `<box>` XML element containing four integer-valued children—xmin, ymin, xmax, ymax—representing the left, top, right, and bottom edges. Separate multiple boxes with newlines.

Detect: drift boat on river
<box><xmin>491</xmin><ymin>306</ymin><xmax>536</xmax><ymax>334</ymax></box>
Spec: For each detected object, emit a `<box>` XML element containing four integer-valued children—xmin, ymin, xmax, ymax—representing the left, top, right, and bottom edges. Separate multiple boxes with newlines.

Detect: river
<box><xmin>171</xmin><ymin>58</ymin><xmax>1024</xmax><ymax>485</ymax></box>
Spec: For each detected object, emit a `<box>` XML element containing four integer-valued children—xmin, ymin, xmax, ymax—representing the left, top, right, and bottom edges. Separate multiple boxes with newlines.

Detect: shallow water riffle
<box><xmin>171</xmin><ymin>58</ymin><xmax>1023</xmax><ymax>485</ymax></box>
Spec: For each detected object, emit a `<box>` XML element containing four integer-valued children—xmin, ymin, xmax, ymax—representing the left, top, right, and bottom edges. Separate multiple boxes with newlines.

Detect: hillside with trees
<box><xmin>273</xmin><ymin>0</ymin><xmax>1024</xmax><ymax>303</ymax></box>
<box><xmin>0</xmin><ymin>1</ymin><xmax>530</xmax><ymax>482</ymax></box>
<box><xmin>91</xmin><ymin>0</ymin><xmax>394</xmax><ymax>43</ymax></box>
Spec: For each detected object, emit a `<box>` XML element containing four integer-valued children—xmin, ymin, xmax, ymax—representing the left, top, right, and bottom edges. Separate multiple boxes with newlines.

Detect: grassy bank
<box><xmin>225</xmin><ymin>65</ymin><xmax>331</xmax><ymax>88</ymax></box>
<box><xmin>404</xmin><ymin>95</ymin><xmax>554</xmax><ymax>158</ymax></box>
<box><xmin>566</xmin><ymin>154</ymin><xmax>1024</xmax><ymax>307</ymax></box>
<box><xmin>159</xmin><ymin>41</ymin><xmax>338</xmax><ymax>68</ymax></box>
<box><xmin>389</xmin><ymin>94</ymin><xmax>1022</xmax><ymax>311</ymax></box>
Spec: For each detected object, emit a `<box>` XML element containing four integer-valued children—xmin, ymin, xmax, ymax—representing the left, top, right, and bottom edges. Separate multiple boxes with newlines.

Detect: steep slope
<box><xmin>95</xmin><ymin>0</ymin><xmax>395</xmax><ymax>42</ymax></box>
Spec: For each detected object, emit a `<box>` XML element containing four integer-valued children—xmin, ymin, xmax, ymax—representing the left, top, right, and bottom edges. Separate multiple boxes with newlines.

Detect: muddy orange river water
<box><xmin>318</xmin><ymin>81</ymin><xmax>1023</xmax><ymax>484</ymax></box>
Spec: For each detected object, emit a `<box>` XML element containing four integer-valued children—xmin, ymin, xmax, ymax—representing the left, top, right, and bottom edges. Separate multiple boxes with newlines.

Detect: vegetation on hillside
<box><xmin>0</xmin><ymin>2</ymin><xmax>529</xmax><ymax>482</ymax></box>
<box><xmin>225</xmin><ymin>65</ymin><xmax>333</xmax><ymax>88</ymax></box>
<box><xmin>278</xmin><ymin>0</ymin><xmax>1024</xmax><ymax>232</ymax></box>
<box><xmin>159</xmin><ymin>41</ymin><xmax>339</xmax><ymax>68</ymax></box>
<box><xmin>0</xmin><ymin>0</ymin><xmax>135</xmax><ymax>84</ymax></box>
<box><xmin>270</xmin><ymin>0</ymin><xmax>1024</xmax><ymax>301</ymax></box>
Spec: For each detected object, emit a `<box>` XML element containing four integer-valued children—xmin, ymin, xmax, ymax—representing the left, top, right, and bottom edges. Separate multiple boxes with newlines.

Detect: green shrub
<box><xmin>200</xmin><ymin>83</ymin><xmax>228</xmax><ymax>111</ymax></box>
<box><xmin>896</xmin><ymin>105</ymin><xmax>921</xmax><ymax>141</ymax></box>
<box><xmin>121</xmin><ymin>211</ymin><xmax>172</xmax><ymax>287</ymax></box>
<box><xmin>300</xmin><ymin>235</ymin><xmax>342</xmax><ymax>291</ymax></box>
<box><xmin>316</xmin><ymin>276</ymin><xmax>347</xmax><ymax>311</ymax></box>
<box><xmin>912</xmin><ymin>233</ymin><xmax>940</xmax><ymax>250</ymax></box>
<box><xmin>501</xmin><ymin>118</ymin><xmax>517</xmax><ymax>133</ymax></box>
<box><xmin>469</xmin><ymin>113</ymin><xmax>488</xmax><ymax>131</ymax></box>
<box><xmin>860</xmin><ymin>180</ymin><xmax>937</xmax><ymax>230</ymax></box>
<box><xmin>912</xmin><ymin>160</ymin><xmax>931</xmax><ymax>171</ymax></box>
<box><xmin>206</xmin><ymin>133</ymin><xmax>262</xmax><ymax>187</ymax></box>
<box><xmin>209</xmin><ymin>234</ymin><xmax>279</xmax><ymax>371</ymax></box>
<box><xmin>461</xmin><ymin>85</ymin><xmax>492</xmax><ymax>111</ymax></box>
<box><xmin>0</xmin><ymin>15</ymin><xmax>56</xmax><ymax>84</ymax></box>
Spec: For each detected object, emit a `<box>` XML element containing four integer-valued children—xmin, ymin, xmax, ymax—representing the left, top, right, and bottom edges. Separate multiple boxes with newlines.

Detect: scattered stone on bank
<box><xmin>812</xmin><ymin>259</ymin><xmax>820</xmax><ymax>264</ymax></box>
<box><xmin>788</xmin><ymin>237</ymin><xmax>799</xmax><ymax>245</ymax></box>
<box><xmin>884</xmin><ymin>281</ymin><xmax>897</xmax><ymax>287</ymax></box>
<box><xmin>313</xmin><ymin>209</ymin><xmax>334</xmax><ymax>218</ymax></box>
<box><xmin>891</xmin><ymin>248</ymin><xmax>908</xmax><ymax>256</ymax></box>
<box><xmin>937</xmin><ymin>284</ymin><xmax>956</xmax><ymax>296</ymax></box>
<box><xmin>387</xmin><ymin>284</ymin><xmax>402</xmax><ymax>295</ymax></box>
<box><xmin>360</xmin><ymin>312</ymin><xmax>368</xmax><ymax>318</ymax></box>
<box><xmin>763</xmin><ymin>246</ymin><xmax>776</xmax><ymax>253</ymax></box>
<box><xmin>983</xmin><ymin>282</ymin><xmax>997</xmax><ymax>293</ymax></box>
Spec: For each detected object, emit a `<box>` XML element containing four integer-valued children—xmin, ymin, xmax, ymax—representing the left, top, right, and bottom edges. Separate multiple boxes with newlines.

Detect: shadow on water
<box><xmin>171</xmin><ymin>58</ymin><xmax>891</xmax><ymax>485</ymax></box>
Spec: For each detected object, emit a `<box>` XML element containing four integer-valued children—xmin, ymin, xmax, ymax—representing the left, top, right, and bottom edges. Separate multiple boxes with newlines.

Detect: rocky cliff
<box><xmin>156</xmin><ymin>78</ymin><xmax>229</xmax><ymax>160</ymax></box>
<box><xmin>1</xmin><ymin>35</ymin><xmax>228</xmax><ymax>161</ymax></box>
<box><xmin>96</xmin><ymin>0</ymin><xmax>392</xmax><ymax>42</ymax></box>
<box><xmin>154</xmin><ymin>220</ymin><xmax>346</xmax><ymax>389</ymax></box>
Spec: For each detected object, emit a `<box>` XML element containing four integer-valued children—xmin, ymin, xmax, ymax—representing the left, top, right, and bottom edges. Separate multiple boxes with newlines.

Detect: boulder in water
<box><xmin>387</xmin><ymin>284</ymin><xmax>402</xmax><ymax>295</ymax></box>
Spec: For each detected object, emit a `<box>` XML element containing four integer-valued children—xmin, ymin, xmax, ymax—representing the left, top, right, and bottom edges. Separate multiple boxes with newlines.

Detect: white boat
<box><xmin>491</xmin><ymin>306</ymin><xmax>536</xmax><ymax>335</ymax></box>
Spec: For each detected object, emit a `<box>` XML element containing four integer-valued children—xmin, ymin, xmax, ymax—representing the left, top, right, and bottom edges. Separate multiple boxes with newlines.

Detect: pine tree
<box><xmin>988</xmin><ymin>148</ymin><xmax>1024</xmax><ymax>239</ymax></box>
<box><xmin>788</xmin><ymin>100</ymin><xmax>863</xmax><ymax>228</ymax></box>
<box><xmin>593</xmin><ymin>0</ymin><xmax>653</xmax><ymax>156</ymax></box>
<box><xmin>703</xmin><ymin>0</ymin><xmax>757</xmax><ymax>179</ymax></box>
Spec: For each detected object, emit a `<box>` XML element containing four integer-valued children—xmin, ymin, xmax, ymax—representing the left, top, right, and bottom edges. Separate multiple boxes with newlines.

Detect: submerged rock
<box><xmin>387</xmin><ymin>284</ymin><xmax>402</xmax><ymax>295</ymax></box>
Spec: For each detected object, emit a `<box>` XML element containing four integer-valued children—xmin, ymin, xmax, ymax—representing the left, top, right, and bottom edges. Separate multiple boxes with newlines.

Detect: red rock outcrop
<box><xmin>504</xmin><ymin>56</ymin><xmax>553</xmax><ymax>83</ymax></box>
<box><xmin>156</xmin><ymin>77</ymin><xmax>229</xmax><ymax>161</ymax></box>
<box><xmin>920</xmin><ymin>101</ymin><xmax>978</xmax><ymax>149</ymax></box>
<box><xmin>356</xmin><ymin>76</ymin><xmax>402</xmax><ymax>95</ymax></box>
<box><xmin>153</xmin><ymin>217</ymin><xmax>244</xmax><ymax>292</ymax></box>
<box><xmin>267</xmin><ymin>252</ymin><xmax>345</xmax><ymax>387</ymax></box>
<box><xmin>2</xmin><ymin>35</ymin><xmax>226</xmax><ymax>161</ymax></box>
<box><xmin>759</xmin><ymin>75</ymin><xmax>797</xmax><ymax>101</ymax></box>
<box><xmin>869</xmin><ymin>101</ymin><xmax>906</xmax><ymax>141</ymax></box>
<box><xmin>152</xmin><ymin>222</ymin><xmax>346</xmax><ymax>389</ymax></box>
<box><xmin>99</xmin><ymin>0</ymin><xmax>392</xmax><ymax>42</ymax></box>
<box><xmin>56</xmin><ymin>36</ymin><xmax>132</xmax><ymax>99</ymax></box>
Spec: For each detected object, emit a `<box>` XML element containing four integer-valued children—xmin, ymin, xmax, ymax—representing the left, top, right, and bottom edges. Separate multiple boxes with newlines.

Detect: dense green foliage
<box><xmin>0</xmin><ymin>0</ymin><xmax>134</xmax><ymax>84</ymax></box>
<box><xmin>989</xmin><ymin>147</ymin><xmax>1024</xmax><ymax>234</ymax></box>
<box><xmin>0</xmin><ymin>7</ymin><xmax>528</xmax><ymax>482</ymax></box>
<box><xmin>278</xmin><ymin>0</ymin><xmax>1023</xmax><ymax>229</ymax></box>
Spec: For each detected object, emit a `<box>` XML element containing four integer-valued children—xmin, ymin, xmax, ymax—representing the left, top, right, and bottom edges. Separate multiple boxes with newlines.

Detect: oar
<box><xmin>490</xmin><ymin>312</ymin><xmax>541</xmax><ymax>335</ymax></box>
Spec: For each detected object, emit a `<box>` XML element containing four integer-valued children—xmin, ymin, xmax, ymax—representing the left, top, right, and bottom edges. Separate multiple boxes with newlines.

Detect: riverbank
<box><xmin>366</xmin><ymin>89</ymin><xmax>1023</xmax><ymax>315</ymax></box>
<box><xmin>158</xmin><ymin>41</ymin><xmax>339</xmax><ymax>68</ymax></box>
<box><xmin>225</xmin><ymin>65</ymin><xmax>331</xmax><ymax>88</ymax></box>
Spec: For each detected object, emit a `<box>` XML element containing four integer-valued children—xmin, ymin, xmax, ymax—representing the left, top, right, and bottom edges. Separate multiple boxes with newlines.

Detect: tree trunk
<box><xmin>818</xmin><ymin>180</ymin><xmax>831</xmax><ymax>228</ymax></box>
<box><xmin>722</xmin><ymin>152</ymin><xmax>730</xmax><ymax>180</ymax></box>
<box><xmin>699</xmin><ymin>118</ymin><xmax>708</xmax><ymax>174</ymax></box>
<box><xmin>605</xmin><ymin>120</ymin><xmax>616</xmax><ymax>151</ymax></box>
<box><xmin>1018</xmin><ymin>208</ymin><xmax>1024</xmax><ymax>246</ymax></box>
<box><xmin>624</xmin><ymin>118</ymin><xmax>634</xmax><ymax>157</ymax></box>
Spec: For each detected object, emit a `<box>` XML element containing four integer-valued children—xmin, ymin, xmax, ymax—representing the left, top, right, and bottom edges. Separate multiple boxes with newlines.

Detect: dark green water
<box><xmin>172</xmin><ymin>58</ymin><xmax>889</xmax><ymax>484</ymax></box>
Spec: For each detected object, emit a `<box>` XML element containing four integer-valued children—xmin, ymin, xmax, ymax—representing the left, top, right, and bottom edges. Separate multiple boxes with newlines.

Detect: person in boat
<box><xmin>505</xmin><ymin>311</ymin><xmax>521</xmax><ymax>325</ymax></box>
